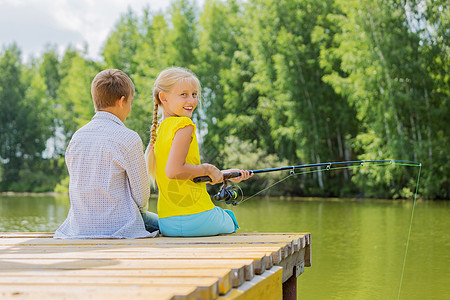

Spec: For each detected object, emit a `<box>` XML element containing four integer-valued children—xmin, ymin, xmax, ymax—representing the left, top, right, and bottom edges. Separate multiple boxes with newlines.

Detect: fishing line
<box><xmin>239</xmin><ymin>173</ymin><xmax>295</xmax><ymax>204</ymax></box>
<box><xmin>239</xmin><ymin>168</ymin><xmax>322</xmax><ymax>204</ymax></box>
<box><xmin>204</xmin><ymin>159</ymin><xmax>422</xmax><ymax>298</ymax></box>
<box><xmin>232</xmin><ymin>160</ymin><xmax>422</xmax><ymax>299</ymax></box>
<box><xmin>397</xmin><ymin>163</ymin><xmax>422</xmax><ymax>300</ymax></box>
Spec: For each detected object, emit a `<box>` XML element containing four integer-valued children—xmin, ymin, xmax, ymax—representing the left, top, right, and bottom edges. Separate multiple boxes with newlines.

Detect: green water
<box><xmin>1</xmin><ymin>195</ymin><xmax>449</xmax><ymax>300</ymax></box>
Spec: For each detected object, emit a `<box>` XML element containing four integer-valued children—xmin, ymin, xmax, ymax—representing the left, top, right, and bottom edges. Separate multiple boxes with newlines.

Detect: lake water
<box><xmin>1</xmin><ymin>195</ymin><xmax>449</xmax><ymax>300</ymax></box>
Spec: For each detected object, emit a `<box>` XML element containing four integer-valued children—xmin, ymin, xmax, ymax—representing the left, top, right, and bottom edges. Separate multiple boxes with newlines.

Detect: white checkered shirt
<box><xmin>54</xmin><ymin>111</ymin><xmax>157</xmax><ymax>239</ymax></box>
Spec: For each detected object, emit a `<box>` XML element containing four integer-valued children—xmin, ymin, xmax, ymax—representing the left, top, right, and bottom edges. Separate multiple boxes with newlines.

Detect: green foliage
<box><xmin>0</xmin><ymin>44</ymin><xmax>52</xmax><ymax>191</ymax></box>
<box><xmin>166</xmin><ymin>0</ymin><xmax>198</xmax><ymax>67</ymax></box>
<box><xmin>320</xmin><ymin>0</ymin><xmax>449</xmax><ymax>199</ymax></box>
<box><xmin>221</xmin><ymin>136</ymin><xmax>289</xmax><ymax>195</ymax></box>
<box><xmin>102</xmin><ymin>9</ymin><xmax>141</xmax><ymax>75</ymax></box>
<box><xmin>195</xmin><ymin>0</ymin><xmax>243</xmax><ymax>166</ymax></box>
<box><xmin>54</xmin><ymin>174</ymin><xmax>69</xmax><ymax>195</ymax></box>
<box><xmin>129</xmin><ymin>12</ymin><xmax>169</xmax><ymax>142</ymax></box>
<box><xmin>56</xmin><ymin>54</ymin><xmax>99</xmax><ymax>138</ymax></box>
<box><xmin>0</xmin><ymin>0</ymin><xmax>448</xmax><ymax>199</ymax></box>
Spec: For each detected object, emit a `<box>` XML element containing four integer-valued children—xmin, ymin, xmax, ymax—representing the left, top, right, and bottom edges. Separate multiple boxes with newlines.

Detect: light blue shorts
<box><xmin>159</xmin><ymin>207</ymin><xmax>239</xmax><ymax>237</ymax></box>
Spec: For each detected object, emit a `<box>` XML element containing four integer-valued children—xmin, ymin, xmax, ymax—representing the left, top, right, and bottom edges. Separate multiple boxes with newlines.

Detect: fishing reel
<box><xmin>212</xmin><ymin>180</ymin><xmax>242</xmax><ymax>206</ymax></box>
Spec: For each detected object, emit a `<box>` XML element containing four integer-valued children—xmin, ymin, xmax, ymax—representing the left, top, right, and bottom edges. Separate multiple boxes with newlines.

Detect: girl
<box><xmin>145</xmin><ymin>67</ymin><xmax>252</xmax><ymax>237</ymax></box>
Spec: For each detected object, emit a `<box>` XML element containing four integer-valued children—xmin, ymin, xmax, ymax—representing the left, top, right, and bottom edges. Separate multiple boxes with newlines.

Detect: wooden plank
<box><xmin>0</xmin><ymin>269</ymin><xmax>231</xmax><ymax>293</ymax></box>
<box><xmin>0</xmin><ymin>253</ymin><xmax>266</xmax><ymax>275</ymax></box>
<box><xmin>0</xmin><ymin>245</ymin><xmax>291</xmax><ymax>262</ymax></box>
<box><xmin>0</xmin><ymin>249</ymin><xmax>271</xmax><ymax>260</ymax></box>
<box><xmin>0</xmin><ymin>239</ymin><xmax>297</xmax><ymax>246</ymax></box>
<box><xmin>0</xmin><ymin>258</ymin><xmax>254</xmax><ymax>269</ymax></box>
<box><xmin>219</xmin><ymin>266</ymin><xmax>283</xmax><ymax>300</ymax></box>
<box><xmin>0</xmin><ymin>244</ymin><xmax>288</xmax><ymax>251</ymax></box>
<box><xmin>0</xmin><ymin>232</ymin><xmax>54</xmax><ymax>238</ymax></box>
<box><xmin>0</xmin><ymin>246</ymin><xmax>284</xmax><ymax>268</ymax></box>
<box><xmin>0</xmin><ymin>284</ymin><xmax>198</xmax><ymax>300</ymax></box>
<box><xmin>0</xmin><ymin>242</ymin><xmax>272</xmax><ymax>275</ymax></box>
<box><xmin>305</xmin><ymin>242</ymin><xmax>312</xmax><ymax>267</ymax></box>
<box><xmin>0</xmin><ymin>277</ymin><xmax>219</xmax><ymax>300</ymax></box>
<box><xmin>0</xmin><ymin>258</ymin><xmax>253</xmax><ymax>285</ymax></box>
<box><xmin>0</xmin><ymin>276</ymin><xmax>217</xmax><ymax>285</ymax></box>
<box><xmin>0</xmin><ymin>246</ymin><xmax>283</xmax><ymax>258</ymax></box>
<box><xmin>0</xmin><ymin>233</ymin><xmax>309</xmax><ymax>247</ymax></box>
<box><xmin>0</xmin><ymin>268</ymin><xmax>229</xmax><ymax>277</ymax></box>
<box><xmin>0</xmin><ymin>232</ymin><xmax>310</xmax><ymax>241</ymax></box>
<box><xmin>0</xmin><ymin>269</ymin><xmax>232</xmax><ymax>295</ymax></box>
<box><xmin>277</xmin><ymin>248</ymin><xmax>306</xmax><ymax>283</ymax></box>
<box><xmin>27</xmin><ymin>254</ymin><xmax>267</xmax><ymax>274</ymax></box>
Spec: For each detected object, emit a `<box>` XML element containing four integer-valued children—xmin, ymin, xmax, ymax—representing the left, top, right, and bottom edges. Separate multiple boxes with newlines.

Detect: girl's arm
<box><xmin>166</xmin><ymin>125</ymin><xmax>223</xmax><ymax>185</ymax></box>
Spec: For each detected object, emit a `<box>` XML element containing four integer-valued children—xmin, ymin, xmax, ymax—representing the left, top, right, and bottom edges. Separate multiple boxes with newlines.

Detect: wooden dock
<box><xmin>0</xmin><ymin>232</ymin><xmax>311</xmax><ymax>300</ymax></box>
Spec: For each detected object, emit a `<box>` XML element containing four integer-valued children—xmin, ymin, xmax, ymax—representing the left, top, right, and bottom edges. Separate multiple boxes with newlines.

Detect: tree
<box><xmin>131</xmin><ymin>11</ymin><xmax>171</xmax><ymax>144</ymax></box>
<box><xmin>212</xmin><ymin>0</ymin><xmax>357</xmax><ymax>195</ymax></box>
<box><xmin>194</xmin><ymin>0</ymin><xmax>243</xmax><ymax>166</ymax></box>
<box><xmin>56</xmin><ymin>53</ymin><xmax>99</xmax><ymax>140</ymax></box>
<box><xmin>0</xmin><ymin>44</ymin><xmax>26</xmax><ymax>188</ymax></box>
<box><xmin>320</xmin><ymin>0</ymin><xmax>449</xmax><ymax>198</ymax></box>
<box><xmin>102</xmin><ymin>9</ymin><xmax>141</xmax><ymax>75</ymax></box>
<box><xmin>0</xmin><ymin>44</ymin><xmax>51</xmax><ymax>191</ymax></box>
<box><xmin>39</xmin><ymin>45</ymin><xmax>64</xmax><ymax>158</ymax></box>
<box><xmin>166</xmin><ymin>0</ymin><xmax>198</xmax><ymax>68</ymax></box>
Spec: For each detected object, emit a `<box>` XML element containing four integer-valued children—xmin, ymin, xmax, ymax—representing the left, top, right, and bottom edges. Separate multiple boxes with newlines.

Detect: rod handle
<box><xmin>193</xmin><ymin>171</ymin><xmax>242</xmax><ymax>183</ymax></box>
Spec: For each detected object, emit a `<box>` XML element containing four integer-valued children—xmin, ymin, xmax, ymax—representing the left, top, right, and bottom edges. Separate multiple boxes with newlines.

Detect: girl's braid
<box><xmin>150</xmin><ymin>102</ymin><xmax>159</xmax><ymax>147</ymax></box>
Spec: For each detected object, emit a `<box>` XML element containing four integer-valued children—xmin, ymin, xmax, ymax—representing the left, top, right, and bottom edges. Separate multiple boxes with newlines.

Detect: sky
<box><xmin>0</xmin><ymin>0</ymin><xmax>202</xmax><ymax>61</ymax></box>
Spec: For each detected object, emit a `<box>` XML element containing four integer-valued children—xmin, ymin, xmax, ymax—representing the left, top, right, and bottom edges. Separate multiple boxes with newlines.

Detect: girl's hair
<box><xmin>145</xmin><ymin>67</ymin><xmax>201</xmax><ymax>185</ymax></box>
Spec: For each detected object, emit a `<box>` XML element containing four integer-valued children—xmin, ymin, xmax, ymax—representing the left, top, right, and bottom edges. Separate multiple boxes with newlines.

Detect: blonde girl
<box><xmin>145</xmin><ymin>67</ymin><xmax>252</xmax><ymax>237</ymax></box>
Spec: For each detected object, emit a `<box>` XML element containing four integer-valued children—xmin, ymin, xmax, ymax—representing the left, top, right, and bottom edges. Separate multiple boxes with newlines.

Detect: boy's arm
<box><xmin>126</xmin><ymin>137</ymin><xmax>151</xmax><ymax>212</ymax></box>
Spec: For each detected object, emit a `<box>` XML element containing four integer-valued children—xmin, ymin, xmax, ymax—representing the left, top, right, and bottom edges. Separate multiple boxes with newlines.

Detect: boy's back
<box><xmin>54</xmin><ymin>111</ymin><xmax>155</xmax><ymax>239</ymax></box>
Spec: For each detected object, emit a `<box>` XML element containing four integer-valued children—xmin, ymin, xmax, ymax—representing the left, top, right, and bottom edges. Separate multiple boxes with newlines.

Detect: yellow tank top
<box><xmin>154</xmin><ymin>117</ymin><xmax>215</xmax><ymax>218</ymax></box>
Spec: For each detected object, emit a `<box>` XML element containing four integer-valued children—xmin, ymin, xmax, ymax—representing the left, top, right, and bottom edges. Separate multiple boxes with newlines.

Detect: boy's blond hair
<box><xmin>145</xmin><ymin>67</ymin><xmax>201</xmax><ymax>186</ymax></box>
<box><xmin>91</xmin><ymin>69</ymin><xmax>135</xmax><ymax>110</ymax></box>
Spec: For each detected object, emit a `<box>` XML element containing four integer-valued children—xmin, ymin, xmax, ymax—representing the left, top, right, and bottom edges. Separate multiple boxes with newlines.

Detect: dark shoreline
<box><xmin>0</xmin><ymin>191</ymin><xmax>66</xmax><ymax>197</ymax></box>
<box><xmin>0</xmin><ymin>192</ymin><xmax>440</xmax><ymax>201</ymax></box>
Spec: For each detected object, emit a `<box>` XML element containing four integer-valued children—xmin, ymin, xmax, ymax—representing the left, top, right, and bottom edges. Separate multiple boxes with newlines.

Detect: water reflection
<box><xmin>0</xmin><ymin>195</ymin><xmax>70</xmax><ymax>232</ymax></box>
<box><xmin>225</xmin><ymin>198</ymin><xmax>450</xmax><ymax>300</ymax></box>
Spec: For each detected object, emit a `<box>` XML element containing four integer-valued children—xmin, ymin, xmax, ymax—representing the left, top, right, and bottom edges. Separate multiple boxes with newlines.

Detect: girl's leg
<box><xmin>222</xmin><ymin>209</ymin><xmax>239</xmax><ymax>232</ymax></box>
<box><xmin>159</xmin><ymin>207</ymin><xmax>238</xmax><ymax>237</ymax></box>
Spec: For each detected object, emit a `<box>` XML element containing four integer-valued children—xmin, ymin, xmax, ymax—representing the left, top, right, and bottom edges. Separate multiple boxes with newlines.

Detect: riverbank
<box><xmin>0</xmin><ymin>192</ymin><xmax>440</xmax><ymax>201</ymax></box>
<box><xmin>0</xmin><ymin>191</ymin><xmax>65</xmax><ymax>197</ymax></box>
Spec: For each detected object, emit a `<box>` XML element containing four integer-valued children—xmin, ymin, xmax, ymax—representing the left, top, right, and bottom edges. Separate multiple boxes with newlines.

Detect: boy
<box><xmin>54</xmin><ymin>69</ymin><xmax>158</xmax><ymax>239</ymax></box>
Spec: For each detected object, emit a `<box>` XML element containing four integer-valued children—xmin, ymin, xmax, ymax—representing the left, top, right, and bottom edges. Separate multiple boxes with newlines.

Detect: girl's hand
<box><xmin>225</xmin><ymin>169</ymin><xmax>254</xmax><ymax>183</ymax></box>
<box><xmin>203</xmin><ymin>163</ymin><xmax>223</xmax><ymax>185</ymax></box>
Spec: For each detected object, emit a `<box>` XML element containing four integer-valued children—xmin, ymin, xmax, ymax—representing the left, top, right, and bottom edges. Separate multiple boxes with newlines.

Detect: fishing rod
<box><xmin>193</xmin><ymin>159</ymin><xmax>421</xmax><ymax>205</ymax></box>
<box><xmin>194</xmin><ymin>158</ymin><xmax>422</xmax><ymax>300</ymax></box>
